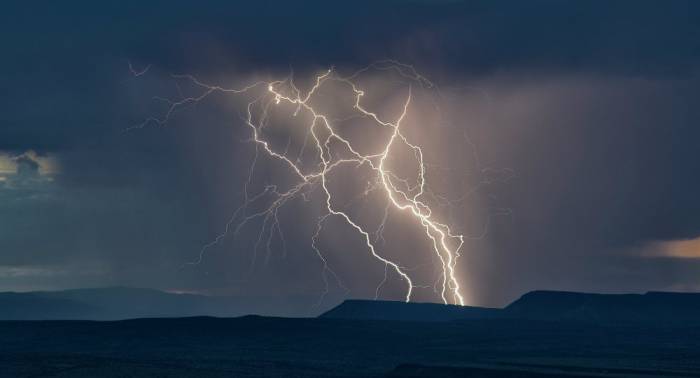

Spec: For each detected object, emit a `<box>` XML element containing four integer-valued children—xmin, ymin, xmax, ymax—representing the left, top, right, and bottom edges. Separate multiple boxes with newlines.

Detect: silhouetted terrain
<box><xmin>3</xmin><ymin>290</ymin><xmax>700</xmax><ymax>377</ymax></box>
<box><xmin>6</xmin><ymin>288</ymin><xmax>700</xmax><ymax>325</ymax></box>
<box><xmin>323</xmin><ymin>291</ymin><xmax>700</xmax><ymax>326</ymax></box>
<box><xmin>3</xmin><ymin>316</ymin><xmax>700</xmax><ymax>377</ymax></box>
<box><xmin>505</xmin><ymin>291</ymin><xmax>700</xmax><ymax>326</ymax></box>
<box><xmin>321</xmin><ymin>299</ymin><xmax>501</xmax><ymax>322</ymax></box>
<box><xmin>0</xmin><ymin>287</ymin><xmax>315</xmax><ymax>320</ymax></box>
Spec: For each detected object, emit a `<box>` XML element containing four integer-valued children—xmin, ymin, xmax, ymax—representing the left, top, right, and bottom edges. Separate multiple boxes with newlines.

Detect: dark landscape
<box><xmin>2</xmin><ymin>289</ymin><xmax>700</xmax><ymax>377</ymax></box>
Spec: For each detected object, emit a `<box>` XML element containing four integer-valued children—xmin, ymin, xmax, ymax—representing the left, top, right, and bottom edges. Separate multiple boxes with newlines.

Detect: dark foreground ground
<box><xmin>2</xmin><ymin>316</ymin><xmax>700</xmax><ymax>377</ymax></box>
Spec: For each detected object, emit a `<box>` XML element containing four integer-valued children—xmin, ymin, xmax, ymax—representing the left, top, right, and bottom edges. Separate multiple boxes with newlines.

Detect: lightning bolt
<box><xmin>134</xmin><ymin>62</ymin><xmax>474</xmax><ymax>306</ymax></box>
<box><xmin>128</xmin><ymin>60</ymin><xmax>151</xmax><ymax>77</ymax></box>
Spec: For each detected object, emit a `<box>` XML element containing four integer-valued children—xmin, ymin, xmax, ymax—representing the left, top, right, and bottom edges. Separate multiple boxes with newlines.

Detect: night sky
<box><xmin>2</xmin><ymin>0</ymin><xmax>700</xmax><ymax>313</ymax></box>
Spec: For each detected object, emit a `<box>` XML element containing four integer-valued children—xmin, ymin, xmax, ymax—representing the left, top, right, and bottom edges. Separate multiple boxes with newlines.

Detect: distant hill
<box><xmin>5</xmin><ymin>288</ymin><xmax>700</xmax><ymax>324</ymax></box>
<box><xmin>321</xmin><ymin>291</ymin><xmax>700</xmax><ymax>325</ymax></box>
<box><xmin>0</xmin><ymin>287</ymin><xmax>314</xmax><ymax>320</ymax></box>
<box><xmin>504</xmin><ymin>290</ymin><xmax>700</xmax><ymax>326</ymax></box>
<box><xmin>320</xmin><ymin>299</ymin><xmax>500</xmax><ymax>322</ymax></box>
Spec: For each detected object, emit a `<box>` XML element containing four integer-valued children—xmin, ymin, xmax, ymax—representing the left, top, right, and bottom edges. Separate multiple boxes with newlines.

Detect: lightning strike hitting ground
<box><xmin>133</xmin><ymin>61</ymin><xmax>485</xmax><ymax>306</ymax></box>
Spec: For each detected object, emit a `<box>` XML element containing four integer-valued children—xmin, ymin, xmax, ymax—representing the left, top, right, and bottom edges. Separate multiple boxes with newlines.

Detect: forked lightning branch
<box><xmin>132</xmin><ymin>61</ymin><xmax>467</xmax><ymax>306</ymax></box>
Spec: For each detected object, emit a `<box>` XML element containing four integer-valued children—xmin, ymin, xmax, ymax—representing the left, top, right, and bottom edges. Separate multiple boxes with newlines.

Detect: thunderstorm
<box><xmin>131</xmin><ymin>61</ymin><xmax>475</xmax><ymax>306</ymax></box>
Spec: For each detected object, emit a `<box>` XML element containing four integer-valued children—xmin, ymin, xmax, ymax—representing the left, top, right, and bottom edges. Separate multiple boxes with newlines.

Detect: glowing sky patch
<box><xmin>0</xmin><ymin>151</ymin><xmax>61</xmax><ymax>176</ymax></box>
<box><xmin>650</xmin><ymin>238</ymin><xmax>700</xmax><ymax>259</ymax></box>
<box><xmin>0</xmin><ymin>154</ymin><xmax>15</xmax><ymax>174</ymax></box>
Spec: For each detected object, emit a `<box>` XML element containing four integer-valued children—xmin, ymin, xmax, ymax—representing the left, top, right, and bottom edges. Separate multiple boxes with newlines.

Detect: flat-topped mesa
<box><xmin>321</xmin><ymin>291</ymin><xmax>700</xmax><ymax>325</ymax></box>
<box><xmin>319</xmin><ymin>299</ymin><xmax>500</xmax><ymax>322</ymax></box>
<box><xmin>504</xmin><ymin>290</ymin><xmax>700</xmax><ymax>325</ymax></box>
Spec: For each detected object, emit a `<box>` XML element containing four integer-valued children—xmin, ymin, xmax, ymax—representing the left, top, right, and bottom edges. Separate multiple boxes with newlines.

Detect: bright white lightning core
<box><xmin>133</xmin><ymin>61</ymin><xmax>474</xmax><ymax>306</ymax></box>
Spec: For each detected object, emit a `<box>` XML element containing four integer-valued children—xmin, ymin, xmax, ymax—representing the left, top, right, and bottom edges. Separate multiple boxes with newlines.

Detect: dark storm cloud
<box><xmin>1</xmin><ymin>0</ymin><xmax>700</xmax><ymax>311</ymax></box>
<box><xmin>3</xmin><ymin>0</ymin><xmax>698</xmax><ymax>149</ymax></box>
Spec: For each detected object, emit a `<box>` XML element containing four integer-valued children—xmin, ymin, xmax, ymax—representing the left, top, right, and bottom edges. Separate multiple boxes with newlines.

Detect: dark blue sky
<box><xmin>1</xmin><ymin>0</ymin><xmax>700</xmax><ymax>313</ymax></box>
